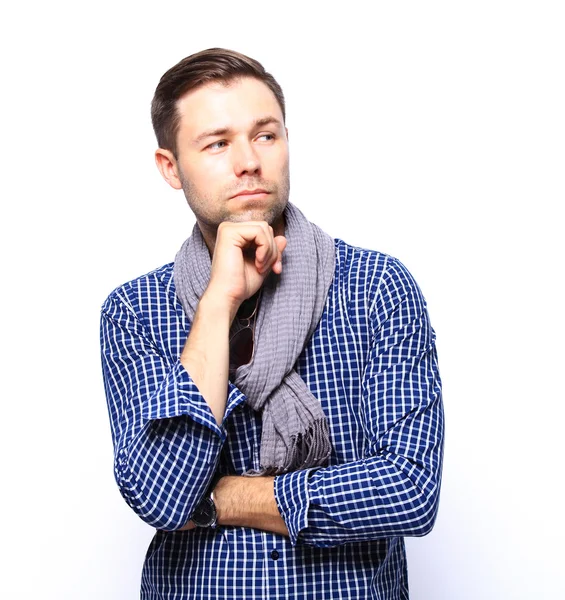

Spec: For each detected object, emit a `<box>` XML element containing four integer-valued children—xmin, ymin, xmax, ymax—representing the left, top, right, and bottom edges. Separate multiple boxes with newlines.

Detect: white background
<box><xmin>2</xmin><ymin>1</ymin><xmax>563</xmax><ymax>598</ymax></box>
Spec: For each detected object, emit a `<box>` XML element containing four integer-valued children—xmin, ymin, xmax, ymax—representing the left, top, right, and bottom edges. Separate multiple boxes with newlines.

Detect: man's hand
<box><xmin>206</xmin><ymin>221</ymin><xmax>287</xmax><ymax>320</ymax></box>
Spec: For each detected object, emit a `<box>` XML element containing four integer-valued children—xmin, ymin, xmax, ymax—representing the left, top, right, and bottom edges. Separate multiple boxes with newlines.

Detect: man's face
<box><xmin>165</xmin><ymin>77</ymin><xmax>290</xmax><ymax>243</ymax></box>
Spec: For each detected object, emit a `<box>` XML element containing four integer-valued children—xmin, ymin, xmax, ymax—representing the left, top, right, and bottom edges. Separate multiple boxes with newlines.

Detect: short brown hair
<box><xmin>151</xmin><ymin>48</ymin><xmax>286</xmax><ymax>157</ymax></box>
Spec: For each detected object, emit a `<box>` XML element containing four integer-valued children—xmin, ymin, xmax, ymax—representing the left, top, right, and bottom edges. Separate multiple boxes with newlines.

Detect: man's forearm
<box><xmin>215</xmin><ymin>476</ymin><xmax>289</xmax><ymax>537</ymax></box>
<box><xmin>180</xmin><ymin>292</ymin><xmax>232</xmax><ymax>425</ymax></box>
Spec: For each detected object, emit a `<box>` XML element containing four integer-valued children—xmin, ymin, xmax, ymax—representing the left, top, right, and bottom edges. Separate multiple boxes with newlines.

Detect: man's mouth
<box><xmin>230</xmin><ymin>188</ymin><xmax>270</xmax><ymax>199</ymax></box>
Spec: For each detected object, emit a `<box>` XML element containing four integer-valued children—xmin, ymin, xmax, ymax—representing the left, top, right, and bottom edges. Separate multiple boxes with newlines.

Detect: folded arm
<box><xmin>274</xmin><ymin>258</ymin><xmax>444</xmax><ymax>547</ymax></box>
<box><xmin>206</xmin><ymin>338</ymin><xmax>442</xmax><ymax>547</ymax></box>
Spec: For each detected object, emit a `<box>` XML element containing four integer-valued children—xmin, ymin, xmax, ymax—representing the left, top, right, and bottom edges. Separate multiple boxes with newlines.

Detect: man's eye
<box><xmin>257</xmin><ymin>134</ymin><xmax>275</xmax><ymax>142</ymax></box>
<box><xmin>208</xmin><ymin>140</ymin><xmax>227</xmax><ymax>151</ymax></box>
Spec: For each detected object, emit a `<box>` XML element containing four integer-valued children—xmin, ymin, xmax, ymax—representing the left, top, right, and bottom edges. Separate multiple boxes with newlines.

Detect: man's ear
<box><xmin>155</xmin><ymin>148</ymin><xmax>183</xmax><ymax>190</ymax></box>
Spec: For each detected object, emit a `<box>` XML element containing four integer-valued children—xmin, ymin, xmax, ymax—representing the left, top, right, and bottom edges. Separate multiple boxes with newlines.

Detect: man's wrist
<box><xmin>197</xmin><ymin>290</ymin><xmax>237</xmax><ymax>325</ymax></box>
<box><xmin>191</xmin><ymin>474</ymin><xmax>223</xmax><ymax>528</ymax></box>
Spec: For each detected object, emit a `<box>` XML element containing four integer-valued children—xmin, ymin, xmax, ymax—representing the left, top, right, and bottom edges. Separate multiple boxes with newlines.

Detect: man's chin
<box><xmin>225</xmin><ymin>202</ymin><xmax>287</xmax><ymax>228</ymax></box>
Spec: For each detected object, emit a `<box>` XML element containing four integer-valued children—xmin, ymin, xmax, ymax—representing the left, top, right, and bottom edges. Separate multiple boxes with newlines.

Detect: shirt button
<box><xmin>270</xmin><ymin>550</ymin><xmax>280</xmax><ymax>560</ymax></box>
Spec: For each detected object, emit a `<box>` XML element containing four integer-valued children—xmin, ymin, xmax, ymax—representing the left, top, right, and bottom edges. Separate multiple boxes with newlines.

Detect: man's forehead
<box><xmin>176</xmin><ymin>78</ymin><xmax>283</xmax><ymax>136</ymax></box>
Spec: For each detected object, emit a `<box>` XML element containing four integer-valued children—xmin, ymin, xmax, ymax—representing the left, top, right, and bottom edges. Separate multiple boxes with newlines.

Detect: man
<box><xmin>101</xmin><ymin>48</ymin><xmax>444</xmax><ymax>599</ymax></box>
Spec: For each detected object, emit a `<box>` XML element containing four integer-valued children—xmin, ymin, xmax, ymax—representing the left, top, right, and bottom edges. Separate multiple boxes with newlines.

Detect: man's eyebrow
<box><xmin>193</xmin><ymin>127</ymin><xmax>231</xmax><ymax>145</ymax></box>
<box><xmin>253</xmin><ymin>116</ymin><xmax>283</xmax><ymax>128</ymax></box>
<box><xmin>193</xmin><ymin>117</ymin><xmax>283</xmax><ymax>145</ymax></box>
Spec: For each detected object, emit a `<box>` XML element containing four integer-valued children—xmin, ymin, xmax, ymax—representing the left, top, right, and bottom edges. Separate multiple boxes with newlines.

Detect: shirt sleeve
<box><xmin>100</xmin><ymin>290</ymin><xmax>243</xmax><ymax>531</ymax></box>
<box><xmin>274</xmin><ymin>257</ymin><xmax>444</xmax><ymax>547</ymax></box>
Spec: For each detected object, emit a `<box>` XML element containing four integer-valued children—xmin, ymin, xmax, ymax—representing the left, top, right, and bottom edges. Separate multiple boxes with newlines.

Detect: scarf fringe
<box><xmin>245</xmin><ymin>419</ymin><xmax>332</xmax><ymax>476</ymax></box>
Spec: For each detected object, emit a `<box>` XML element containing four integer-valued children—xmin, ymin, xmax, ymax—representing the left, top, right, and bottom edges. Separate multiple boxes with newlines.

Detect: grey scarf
<box><xmin>174</xmin><ymin>203</ymin><xmax>335</xmax><ymax>475</ymax></box>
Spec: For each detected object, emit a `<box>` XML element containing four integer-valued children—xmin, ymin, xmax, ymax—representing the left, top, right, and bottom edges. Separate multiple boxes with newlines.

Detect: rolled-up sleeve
<box><xmin>101</xmin><ymin>291</ymin><xmax>244</xmax><ymax>531</ymax></box>
<box><xmin>274</xmin><ymin>256</ymin><xmax>444</xmax><ymax>547</ymax></box>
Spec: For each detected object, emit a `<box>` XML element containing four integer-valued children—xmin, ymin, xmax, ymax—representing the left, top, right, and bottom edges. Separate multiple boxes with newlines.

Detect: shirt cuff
<box><xmin>274</xmin><ymin>468</ymin><xmax>317</xmax><ymax>546</ymax></box>
<box><xmin>140</xmin><ymin>361</ymin><xmax>248</xmax><ymax>441</ymax></box>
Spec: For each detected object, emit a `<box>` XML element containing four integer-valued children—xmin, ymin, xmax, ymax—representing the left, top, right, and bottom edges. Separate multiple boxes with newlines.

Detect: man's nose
<box><xmin>233</xmin><ymin>141</ymin><xmax>261</xmax><ymax>176</ymax></box>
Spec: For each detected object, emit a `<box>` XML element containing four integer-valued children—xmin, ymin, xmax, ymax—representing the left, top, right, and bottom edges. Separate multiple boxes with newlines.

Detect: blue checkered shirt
<box><xmin>100</xmin><ymin>239</ymin><xmax>444</xmax><ymax>599</ymax></box>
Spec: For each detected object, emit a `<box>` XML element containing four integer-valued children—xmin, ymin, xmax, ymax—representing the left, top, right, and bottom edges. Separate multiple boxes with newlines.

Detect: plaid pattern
<box><xmin>100</xmin><ymin>239</ymin><xmax>444</xmax><ymax>599</ymax></box>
